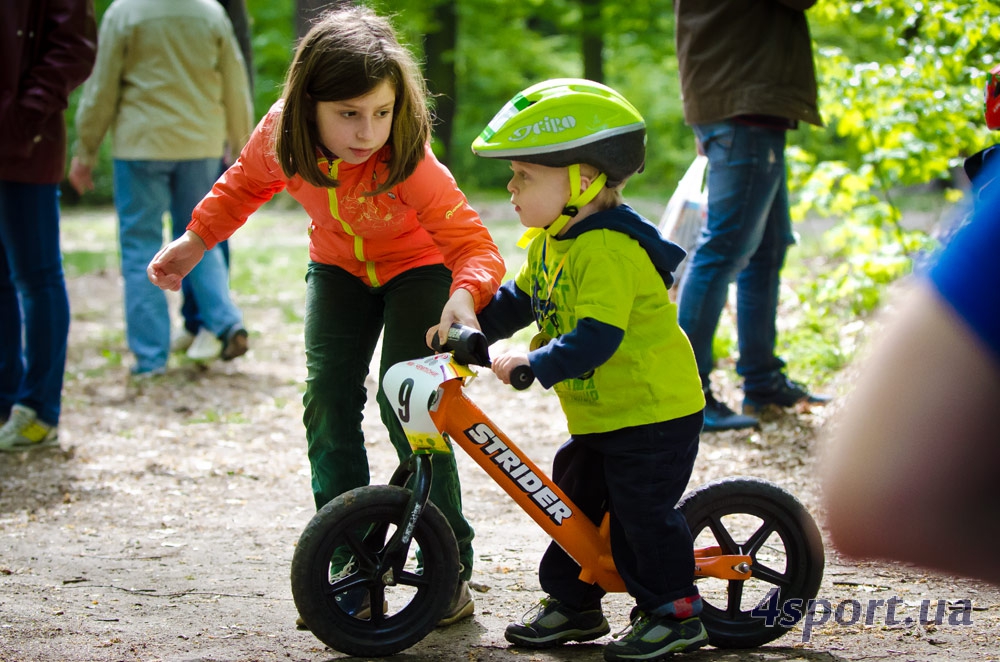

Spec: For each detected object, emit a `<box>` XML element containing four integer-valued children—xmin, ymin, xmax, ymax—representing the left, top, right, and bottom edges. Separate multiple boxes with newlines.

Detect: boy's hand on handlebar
<box><xmin>492</xmin><ymin>351</ymin><xmax>529</xmax><ymax>385</ymax></box>
<box><xmin>436</xmin><ymin>289</ymin><xmax>479</xmax><ymax>346</ymax></box>
<box><xmin>147</xmin><ymin>230</ymin><xmax>208</xmax><ymax>292</ymax></box>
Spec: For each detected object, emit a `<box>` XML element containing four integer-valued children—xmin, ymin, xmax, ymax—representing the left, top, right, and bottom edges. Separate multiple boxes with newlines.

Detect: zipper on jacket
<box><xmin>320</xmin><ymin>157</ymin><xmax>381</xmax><ymax>287</ymax></box>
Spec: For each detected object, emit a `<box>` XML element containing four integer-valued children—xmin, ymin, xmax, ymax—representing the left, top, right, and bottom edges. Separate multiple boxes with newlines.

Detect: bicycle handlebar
<box><xmin>508</xmin><ymin>364</ymin><xmax>535</xmax><ymax>391</ymax></box>
<box><xmin>431</xmin><ymin>324</ymin><xmax>535</xmax><ymax>390</ymax></box>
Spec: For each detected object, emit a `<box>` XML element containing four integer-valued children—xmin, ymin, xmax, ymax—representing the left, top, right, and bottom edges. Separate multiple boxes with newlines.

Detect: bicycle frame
<box><xmin>383</xmin><ymin>352</ymin><xmax>752</xmax><ymax>593</ymax></box>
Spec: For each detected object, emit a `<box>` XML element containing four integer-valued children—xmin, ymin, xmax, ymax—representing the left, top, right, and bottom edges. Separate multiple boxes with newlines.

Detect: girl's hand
<box><xmin>492</xmin><ymin>351</ymin><xmax>529</xmax><ymax>385</ymax></box>
<box><xmin>425</xmin><ymin>324</ymin><xmax>442</xmax><ymax>350</ymax></box>
<box><xmin>147</xmin><ymin>231</ymin><xmax>208</xmax><ymax>292</ymax></box>
<box><xmin>436</xmin><ymin>288</ymin><xmax>478</xmax><ymax>346</ymax></box>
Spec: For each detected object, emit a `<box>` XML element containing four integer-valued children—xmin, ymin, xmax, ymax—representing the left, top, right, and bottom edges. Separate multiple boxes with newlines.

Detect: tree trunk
<box><xmin>423</xmin><ymin>2</ymin><xmax>458</xmax><ymax>166</ymax></box>
<box><xmin>580</xmin><ymin>0</ymin><xmax>604</xmax><ymax>83</ymax></box>
<box><xmin>296</xmin><ymin>0</ymin><xmax>350</xmax><ymax>39</ymax></box>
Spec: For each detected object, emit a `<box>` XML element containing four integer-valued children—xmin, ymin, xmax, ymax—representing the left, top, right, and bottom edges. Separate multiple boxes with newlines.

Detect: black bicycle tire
<box><xmin>290</xmin><ymin>485</ymin><xmax>460</xmax><ymax>657</ymax></box>
<box><xmin>678</xmin><ymin>476</ymin><xmax>825</xmax><ymax>648</ymax></box>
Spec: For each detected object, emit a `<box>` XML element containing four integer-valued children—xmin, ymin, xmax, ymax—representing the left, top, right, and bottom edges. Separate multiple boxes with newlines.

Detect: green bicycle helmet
<box><xmin>472</xmin><ymin>78</ymin><xmax>646</xmax><ymax>187</ymax></box>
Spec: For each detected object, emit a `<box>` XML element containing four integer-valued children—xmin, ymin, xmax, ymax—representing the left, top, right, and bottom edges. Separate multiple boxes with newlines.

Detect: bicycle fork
<box><xmin>366</xmin><ymin>453</ymin><xmax>434</xmax><ymax>587</ymax></box>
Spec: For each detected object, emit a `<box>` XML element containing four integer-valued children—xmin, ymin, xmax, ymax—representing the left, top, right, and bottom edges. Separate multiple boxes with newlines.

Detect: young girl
<box><xmin>147</xmin><ymin>6</ymin><xmax>504</xmax><ymax>625</ymax></box>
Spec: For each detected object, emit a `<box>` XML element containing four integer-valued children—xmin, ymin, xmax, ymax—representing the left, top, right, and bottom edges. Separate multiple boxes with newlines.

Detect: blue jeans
<box><xmin>176</xmin><ymin>158</ymin><xmax>230</xmax><ymax>335</ymax></box>
<box><xmin>0</xmin><ymin>181</ymin><xmax>69</xmax><ymax>426</ymax></box>
<box><xmin>677</xmin><ymin>121</ymin><xmax>796</xmax><ymax>392</ymax></box>
<box><xmin>113</xmin><ymin>159</ymin><xmax>242</xmax><ymax>373</ymax></box>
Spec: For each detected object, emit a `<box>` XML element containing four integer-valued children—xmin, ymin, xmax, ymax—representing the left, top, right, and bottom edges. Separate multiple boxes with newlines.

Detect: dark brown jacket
<box><xmin>0</xmin><ymin>0</ymin><xmax>97</xmax><ymax>183</ymax></box>
<box><xmin>675</xmin><ymin>0</ymin><xmax>823</xmax><ymax>127</ymax></box>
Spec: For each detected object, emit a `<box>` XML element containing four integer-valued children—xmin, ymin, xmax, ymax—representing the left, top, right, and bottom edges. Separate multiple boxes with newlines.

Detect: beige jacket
<box><xmin>74</xmin><ymin>0</ymin><xmax>252</xmax><ymax>166</ymax></box>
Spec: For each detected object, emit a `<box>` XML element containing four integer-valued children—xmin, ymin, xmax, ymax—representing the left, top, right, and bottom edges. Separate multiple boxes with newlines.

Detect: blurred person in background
<box><xmin>0</xmin><ymin>0</ymin><xmax>97</xmax><ymax>451</ymax></box>
<box><xmin>171</xmin><ymin>0</ymin><xmax>256</xmax><ymax>359</ymax></box>
<box><xmin>69</xmin><ymin>0</ymin><xmax>253</xmax><ymax>376</ymax></box>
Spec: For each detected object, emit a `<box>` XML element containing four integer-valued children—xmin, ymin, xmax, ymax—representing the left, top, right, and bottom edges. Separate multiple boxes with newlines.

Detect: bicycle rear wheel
<box><xmin>679</xmin><ymin>476</ymin><xmax>824</xmax><ymax>648</ymax></box>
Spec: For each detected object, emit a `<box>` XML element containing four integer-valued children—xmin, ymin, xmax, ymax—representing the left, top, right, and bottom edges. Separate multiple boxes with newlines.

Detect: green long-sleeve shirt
<box><xmin>74</xmin><ymin>0</ymin><xmax>253</xmax><ymax>166</ymax></box>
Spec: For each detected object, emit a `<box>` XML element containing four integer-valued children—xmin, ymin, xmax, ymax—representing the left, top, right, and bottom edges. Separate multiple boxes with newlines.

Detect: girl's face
<box><xmin>315</xmin><ymin>79</ymin><xmax>396</xmax><ymax>164</ymax></box>
<box><xmin>507</xmin><ymin>161</ymin><xmax>570</xmax><ymax>230</ymax></box>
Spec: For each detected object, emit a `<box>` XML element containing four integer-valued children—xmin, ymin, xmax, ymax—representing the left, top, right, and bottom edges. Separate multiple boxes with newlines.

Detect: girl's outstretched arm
<box><xmin>147</xmin><ymin>231</ymin><xmax>208</xmax><ymax>292</ymax></box>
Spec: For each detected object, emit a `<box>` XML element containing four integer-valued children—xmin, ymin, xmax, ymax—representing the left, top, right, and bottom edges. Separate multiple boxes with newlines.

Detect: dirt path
<box><xmin>1</xmin><ymin>207</ymin><xmax>997</xmax><ymax>661</ymax></box>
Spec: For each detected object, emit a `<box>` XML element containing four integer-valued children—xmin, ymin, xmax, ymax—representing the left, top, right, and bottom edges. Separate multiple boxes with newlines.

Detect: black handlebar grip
<box><xmin>430</xmin><ymin>333</ymin><xmax>445</xmax><ymax>353</ymax></box>
<box><xmin>431</xmin><ymin>324</ymin><xmax>492</xmax><ymax>367</ymax></box>
<box><xmin>510</xmin><ymin>364</ymin><xmax>535</xmax><ymax>390</ymax></box>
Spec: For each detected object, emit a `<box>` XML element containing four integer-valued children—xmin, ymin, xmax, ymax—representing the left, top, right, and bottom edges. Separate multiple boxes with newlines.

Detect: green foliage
<box><xmin>63</xmin><ymin>1</ymin><xmax>685</xmax><ymax>199</ymax></box>
<box><xmin>225</xmin><ymin>211</ymin><xmax>308</xmax><ymax>307</ymax></box>
<box><xmin>782</xmin><ymin>0</ymin><xmax>998</xmax><ymax>345</ymax></box>
<box><xmin>247</xmin><ymin>0</ymin><xmax>296</xmax><ymax>118</ymax></box>
<box><xmin>68</xmin><ymin>1</ymin><xmax>999</xmax><ymax>206</ymax></box>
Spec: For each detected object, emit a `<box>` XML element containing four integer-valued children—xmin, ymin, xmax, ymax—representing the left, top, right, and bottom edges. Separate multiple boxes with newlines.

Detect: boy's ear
<box><xmin>577</xmin><ymin>173</ymin><xmax>593</xmax><ymax>194</ymax></box>
<box><xmin>575</xmin><ymin>163</ymin><xmax>603</xmax><ymax>195</ymax></box>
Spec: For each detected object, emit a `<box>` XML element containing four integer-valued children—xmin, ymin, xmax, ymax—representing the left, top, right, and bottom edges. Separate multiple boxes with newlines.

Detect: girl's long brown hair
<box><xmin>275</xmin><ymin>6</ymin><xmax>431</xmax><ymax>195</ymax></box>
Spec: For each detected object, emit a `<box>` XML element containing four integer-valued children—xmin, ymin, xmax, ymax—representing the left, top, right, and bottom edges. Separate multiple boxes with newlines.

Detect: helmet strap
<box><xmin>516</xmin><ymin>165</ymin><xmax>608</xmax><ymax>248</ymax></box>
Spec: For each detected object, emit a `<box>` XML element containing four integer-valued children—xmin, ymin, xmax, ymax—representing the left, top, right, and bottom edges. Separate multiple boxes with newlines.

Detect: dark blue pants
<box><xmin>0</xmin><ymin>182</ymin><xmax>68</xmax><ymax>426</ymax></box>
<box><xmin>539</xmin><ymin>412</ymin><xmax>703</xmax><ymax>614</ymax></box>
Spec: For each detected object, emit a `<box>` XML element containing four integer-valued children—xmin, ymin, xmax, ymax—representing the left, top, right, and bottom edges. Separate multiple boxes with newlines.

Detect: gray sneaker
<box><xmin>505</xmin><ymin>597</ymin><xmax>610</xmax><ymax>648</ymax></box>
<box><xmin>170</xmin><ymin>328</ymin><xmax>196</xmax><ymax>353</ymax></box>
<box><xmin>603</xmin><ymin>612</ymin><xmax>707</xmax><ymax>661</ymax></box>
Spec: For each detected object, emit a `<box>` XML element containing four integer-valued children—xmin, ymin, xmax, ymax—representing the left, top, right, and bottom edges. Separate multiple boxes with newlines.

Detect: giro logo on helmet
<box><xmin>510</xmin><ymin>115</ymin><xmax>577</xmax><ymax>142</ymax></box>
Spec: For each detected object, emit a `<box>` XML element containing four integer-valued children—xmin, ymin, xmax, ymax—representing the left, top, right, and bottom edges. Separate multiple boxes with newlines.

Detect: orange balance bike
<box><xmin>291</xmin><ymin>325</ymin><xmax>825</xmax><ymax>657</ymax></box>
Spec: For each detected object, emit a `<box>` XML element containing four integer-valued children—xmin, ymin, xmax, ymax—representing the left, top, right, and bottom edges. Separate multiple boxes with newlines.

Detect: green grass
<box><xmin>63</xmin><ymin>250</ymin><xmax>118</xmax><ymax>278</ymax></box>
<box><xmin>61</xmin><ymin>208</ymin><xmax>121</xmax><ymax>277</ymax></box>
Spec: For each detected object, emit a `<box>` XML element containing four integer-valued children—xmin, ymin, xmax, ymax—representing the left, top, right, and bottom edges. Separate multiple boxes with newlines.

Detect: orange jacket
<box><xmin>189</xmin><ymin>103</ymin><xmax>505</xmax><ymax>310</ymax></box>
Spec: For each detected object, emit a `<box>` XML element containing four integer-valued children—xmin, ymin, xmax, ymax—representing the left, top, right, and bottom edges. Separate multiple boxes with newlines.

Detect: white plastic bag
<box><xmin>658</xmin><ymin>155</ymin><xmax>708</xmax><ymax>297</ymax></box>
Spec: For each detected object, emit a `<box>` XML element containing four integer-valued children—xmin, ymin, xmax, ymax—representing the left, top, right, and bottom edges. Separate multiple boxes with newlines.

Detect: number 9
<box><xmin>397</xmin><ymin>378</ymin><xmax>414</xmax><ymax>423</ymax></box>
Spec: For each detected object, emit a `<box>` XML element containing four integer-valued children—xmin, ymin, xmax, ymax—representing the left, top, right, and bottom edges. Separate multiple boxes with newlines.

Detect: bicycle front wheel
<box><xmin>290</xmin><ymin>485</ymin><xmax>460</xmax><ymax>657</ymax></box>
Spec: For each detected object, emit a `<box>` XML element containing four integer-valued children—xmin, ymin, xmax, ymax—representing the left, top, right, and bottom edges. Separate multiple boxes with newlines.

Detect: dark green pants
<box><xmin>302</xmin><ymin>262</ymin><xmax>474</xmax><ymax>580</ymax></box>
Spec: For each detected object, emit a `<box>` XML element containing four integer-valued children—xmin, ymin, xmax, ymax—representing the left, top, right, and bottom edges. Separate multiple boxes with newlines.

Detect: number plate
<box><xmin>382</xmin><ymin>354</ymin><xmax>475</xmax><ymax>453</ymax></box>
